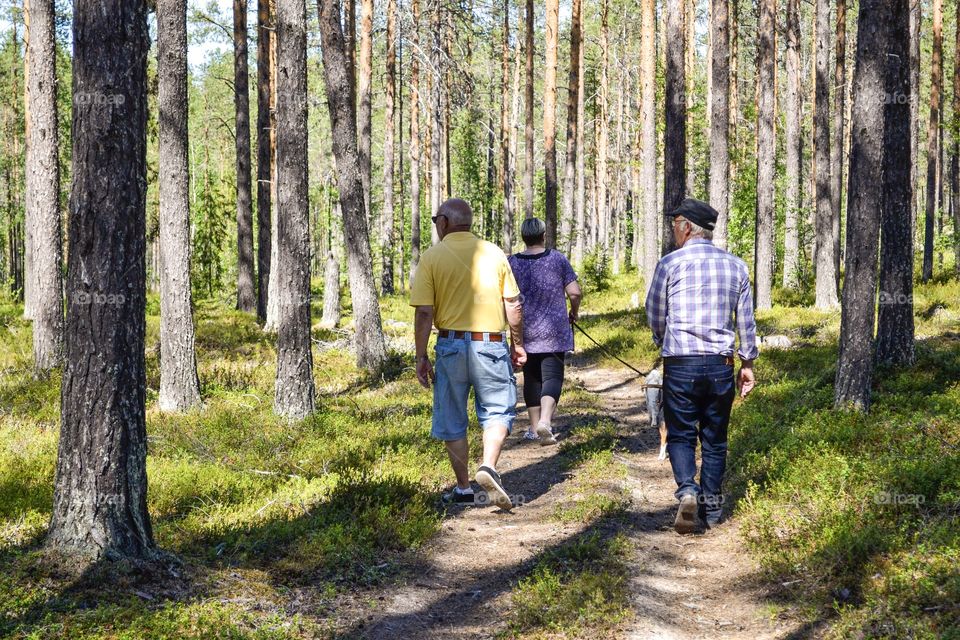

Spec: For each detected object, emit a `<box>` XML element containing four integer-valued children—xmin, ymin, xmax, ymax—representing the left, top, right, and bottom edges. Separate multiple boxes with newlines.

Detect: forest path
<box><xmin>332</xmin><ymin>364</ymin><xmax>804</xmax><ymax>639</ymax></box>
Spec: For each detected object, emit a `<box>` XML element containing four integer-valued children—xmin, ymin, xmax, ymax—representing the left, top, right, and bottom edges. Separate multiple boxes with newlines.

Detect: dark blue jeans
<box><xmin>663</xmin><ymin>361</ymin><xmax>736</xmax><ymax>521</ymax></box>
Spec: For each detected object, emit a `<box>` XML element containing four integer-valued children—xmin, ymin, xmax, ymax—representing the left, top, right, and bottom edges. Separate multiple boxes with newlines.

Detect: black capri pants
<box><xmin>522</xmin><ymin>352</ymin><xmax>566</xmax><ymax>408</ymax></box>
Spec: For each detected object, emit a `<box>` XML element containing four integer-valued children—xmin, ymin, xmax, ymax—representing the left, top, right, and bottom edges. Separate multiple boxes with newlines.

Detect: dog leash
<box><xmin>571</xmin><ymin>320</ymin><xmax>662</xmax><ymax>388</ymax></box>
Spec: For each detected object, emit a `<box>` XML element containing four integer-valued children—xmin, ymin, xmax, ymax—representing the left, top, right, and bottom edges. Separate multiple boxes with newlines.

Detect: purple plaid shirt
<box><xmin>644</xmin><ymin>238</ymin><xmax>759</xmax><ymax>361</ymax></box>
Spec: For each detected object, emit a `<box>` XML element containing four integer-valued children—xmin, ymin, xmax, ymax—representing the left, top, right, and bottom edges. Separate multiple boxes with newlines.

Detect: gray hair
<box><xmin>437</xmin><ymin>198</ymin><xmax>473</xmax><ymax>226</ymax></box>
<box><xmin>677</xmin><ymin>216</ymin><xmax>714</xmax><ymax>240</ymax></box>
<box><xmin>520</xmin><ymin>217</ymin><xmax>547</xmax><ymax>245</ymax></box>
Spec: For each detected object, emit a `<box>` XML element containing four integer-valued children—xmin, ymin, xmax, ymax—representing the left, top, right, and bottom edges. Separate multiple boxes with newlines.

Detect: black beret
<box><xmin>665</xmin><ymin>198</ymin><xmax>718</xmax><ymax>231</ymax></box>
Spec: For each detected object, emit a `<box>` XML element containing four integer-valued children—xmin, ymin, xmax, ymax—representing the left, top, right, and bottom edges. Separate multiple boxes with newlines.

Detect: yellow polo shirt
<box><xmin>410</xmin><ymin>232</ymin><xmax>520</xmax><ymax>332</ymax></box>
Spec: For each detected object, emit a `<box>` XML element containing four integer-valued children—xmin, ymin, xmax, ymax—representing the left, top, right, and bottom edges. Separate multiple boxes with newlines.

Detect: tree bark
<box><xmin>597</xmin><ymin>0</ymin><xmax>610</xmax><ymax>253</ymax></box>
<box><xmin>876</xmin><ymin>0</ymin><xmax>914</xmax><ymax>367</ymax></box>
<box><xmin>381</xmin><ymin>0</ymin><xmax>396</xmax><ymax>294</ymax></box>
<box><xmin>835</xmin><ymin>0</ymin><xmax>891</xmax><ymax>410</ymax></box>
<box><xmin>318</xmin><ymin>0</ymin><xmax>388</xmax><ymax>371</ymax></box>
<box><xmin>543</xmin><ymin>0</ymin><xmax>559</xmax><ymax>246</ymax></box>
<box><xmin>573</xmin><ymin>22</ymin><xmax>586</xmax><ymax>263</ymax></box>
<box><xmin>321</xmin><ymin>205</ymin><xmax>341</xmax><ymax>328</ymax></box>
<box><xmin>663</xmin><ymin>0</ymin><xmax>686</xmax><ymax>256</ymax></box>
<box><xmin>754</xmin><ymin>0</ymin><xmax>776</xmax><ymax>309</ymax></box>
<box><xmin>560</xmin><ymin>0</ymin><xmax>581</xmax><ymax>254</ymax></box>
<box><xmin>48</xmin><ymin>0</ymin><xmax>154</xmax><ymax>562</ymax></box>
<box><xmin>157</xmin><ymin>0</ymin><xmax>201</xmax><ymax>412</ymax></box>
<box><xmin>909</xmin><ymin>0</ymin><xmax>920</xmax><ymax>243</ymax></box>
<box><xmin>265</xmin><ymin>0</ymin><xmax>281</xmax><ymax>331</ymax></box>
<box><xmin>429</xmin><ymin>0</ymin><xmax>443</xmax><ymax>241</ymax></box>
<box><xmin>783</xmin><ymin>0</ymin><xmax>801</xmax><ymax>289</ymax></box>
<box><xmin>500</xmin><ymin>0</ymin><xmax>515</xmax><ymax>252</ymax></box>
<box><xmin>25</xmin><ymin>0</ymin><xmax>62</xmax><ymax>372</ymax></box>
<box><xmin>830</xmin><ymin>0</ymin><xmax>846</xmax><ymax>287</ymax></box>
<box><xmin>708</xmin><ymin>0</ymin><xmax>728</xmax><ymax>256</ymax></box>
<box><xmin>409</xmin><ymin>0</ymin><xmax>421</xmax><ymax>280</ymax></box>
<box><xmin>955</xmin><ymin>3</ymin><xmax>960</xmax><ymax>277</ymax></box>
<box><xmin>813</xmin><ymin>0</ymin><xmax>838</xmax><ymax>308</ymax></box>
<box><xmin>641</xmin><ymin>0</ymin><xmax>657</xmax><ymax>288</ymax></box>
<box><xmin>274</xmin><ymin>0</ymin><xmax>315</xmax><ymax>419</ymax></box>
<box><xmin>358</xmin><ymin>0</ymin><xmax>373</xmax><ymax>224</ymax></box>
<box><xmin>256</xmin><ymin>0</ymin><xmax>273</xmax><ymax>322</ymax></box>
<box><xmin>234</xmin><ymin>0</ymin><xmax>256</xmax><ymax>313</ymax></box>
<box><xmin>523</xmin><ymin>0</ymin><xmax>534</xmax><ymax>220</ymax></box>
<box><xmin>922</xmin><ymin>0</ymin><xmax>942</xmax><ymax>282</ymax></box>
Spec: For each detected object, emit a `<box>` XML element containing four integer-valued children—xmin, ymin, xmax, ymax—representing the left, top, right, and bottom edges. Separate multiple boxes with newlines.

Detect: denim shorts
<box><xmin>432</xmin><ymin>336</ymin><xmax>517</xmax><ymax>441</ymax></box>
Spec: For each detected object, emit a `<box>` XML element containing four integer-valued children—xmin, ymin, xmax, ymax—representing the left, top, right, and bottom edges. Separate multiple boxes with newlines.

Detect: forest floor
<box><xmin>328</xmin><ymin>362</ymin><xmax>806</xmax><ymax>639</ymax></box>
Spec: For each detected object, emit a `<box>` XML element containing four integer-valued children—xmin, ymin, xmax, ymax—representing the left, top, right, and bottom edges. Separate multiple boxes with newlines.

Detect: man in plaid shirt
<box><xmin>645</xmin><ymin>198</ymin><xmax>759</xmax><ymax>534</ymax></box>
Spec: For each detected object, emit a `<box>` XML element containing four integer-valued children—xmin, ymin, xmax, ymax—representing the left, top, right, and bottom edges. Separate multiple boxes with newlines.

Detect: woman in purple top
<box><xmin>508</xmin><ymin>218</ymin><xmax>582</xmax><ymax>445</ymax></box>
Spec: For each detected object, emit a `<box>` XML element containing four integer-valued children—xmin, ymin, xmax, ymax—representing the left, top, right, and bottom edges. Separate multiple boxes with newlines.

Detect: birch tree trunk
<box><xmin>157</xmin><ymin>0</ymin><xmax>201</xmax><ymax>412</ymax></box>
<box><xmin>274</xmin><ymin>0</ymin><xmax>315</xmax><ymax>419</ymax></box>
<box><xmin>48</xmin><ymin>0</ymin><xmax>154</xmax><ymax>563</ymax></box>
<box><xmin>318</xmin><ymin>0</ymin><xmax>389</xmax><ymax>371</ymax></box>
<box><xmin>25</xmin><ymin>0</ymin><xmax>62</xmax><ymax>371</ymax></box>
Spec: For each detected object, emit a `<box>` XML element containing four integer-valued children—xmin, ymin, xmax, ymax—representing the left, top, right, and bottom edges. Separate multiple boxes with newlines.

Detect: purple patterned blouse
<box><xmin>508</xmin><ymin>249</ymin><xmax>578</xmax><ymax>354</ymax></box>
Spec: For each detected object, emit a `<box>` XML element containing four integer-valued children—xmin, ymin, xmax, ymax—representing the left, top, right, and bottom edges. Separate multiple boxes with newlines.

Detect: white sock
<box><xmin>455</xmin><ymin>486</ymin><xmax>473</xmax><ymax>495</ymax></box>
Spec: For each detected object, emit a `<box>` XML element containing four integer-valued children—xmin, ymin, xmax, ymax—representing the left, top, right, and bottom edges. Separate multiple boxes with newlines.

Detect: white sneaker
<box><xmin>535</xmin><ymin>422</ymin><xmax>557</xmax><ymax>446</ymax></box>
<box><xmin>522</xmin><ymin>431</ymin><xmax>539</xmax><ymax>442</ymax></box>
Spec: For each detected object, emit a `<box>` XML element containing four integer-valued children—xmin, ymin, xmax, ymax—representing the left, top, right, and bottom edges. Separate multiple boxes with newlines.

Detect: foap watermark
<box><xmin>74</xmin><ymin>91</ymin><xmax>126</xmax><ymax>107</ymax></box>
<box><xmin>873</xmin><ymin>491</ymin><xmax>925</xmax><ymax>507</ymax></box>
<box><xmin>73</xmin><ymin>291</ymin><xmax>126</xmax><ymax>307</ymax></box>
<box><xmin>878</xmin><ymin>291</ymin><xmax>913</xmax><ymax>306</ymax></box>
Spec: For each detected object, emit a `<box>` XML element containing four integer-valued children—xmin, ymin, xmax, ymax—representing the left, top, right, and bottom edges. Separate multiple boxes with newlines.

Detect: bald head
<box><xmin>437</xmin><ymin>198</ymin><xmax>473</xmax><ymax>228</ymax></box>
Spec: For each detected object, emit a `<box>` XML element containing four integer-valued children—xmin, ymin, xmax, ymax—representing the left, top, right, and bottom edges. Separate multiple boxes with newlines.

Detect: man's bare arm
<box><xmin>414</xmin><ymin>306</ymin><xmax>435</xmax><ymax>387</ymax></box>
<box><xmin>504</xmin><ymin>295</ymin><xmax>526</xmax><ymax>367</ymax></box>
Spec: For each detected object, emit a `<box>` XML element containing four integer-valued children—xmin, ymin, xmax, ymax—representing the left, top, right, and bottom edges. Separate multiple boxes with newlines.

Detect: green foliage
<box><xmin>580</xmin><ymin>249</ymin><xmax>612</xmax><ymax>292</ymax></box>
<box><xmin>192</xmin><ymin>169</ymin><xmax>232</xmax><ymax>300</ymax></box>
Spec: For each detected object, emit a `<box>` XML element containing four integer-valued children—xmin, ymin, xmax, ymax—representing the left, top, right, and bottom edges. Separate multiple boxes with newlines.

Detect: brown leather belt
<box><xmin>437</xmin><ymin>329</ymin><xmax>505</xmax><ymax>342</ymax></box>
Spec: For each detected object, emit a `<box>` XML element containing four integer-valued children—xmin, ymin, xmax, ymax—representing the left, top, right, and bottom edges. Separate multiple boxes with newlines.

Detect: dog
<box><xmin>644</xmin><ymin>367</ymin><xmax>668</xmax><ymax>461</ymax></box>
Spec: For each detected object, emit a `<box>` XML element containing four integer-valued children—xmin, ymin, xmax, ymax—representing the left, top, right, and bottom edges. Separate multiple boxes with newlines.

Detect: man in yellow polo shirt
<box><xmin>411</xmin><ymin>198</ymin><xmax>526</xmax><ymax>510</ymax></box>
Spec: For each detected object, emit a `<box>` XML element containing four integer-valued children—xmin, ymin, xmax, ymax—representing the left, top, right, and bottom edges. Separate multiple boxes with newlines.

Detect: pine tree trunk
<box><xmin>835</xmin><ymin>0</ymin><xmax>892</xmax><ymax>410</ymax></box>
<box><xmin>157</xmin><ymin>0</ymin><xmax>201</xmax><ymax>412</ymax></box>
<box><xmin>321</xmin><ymin>206</ymin><xmax>341</xmax><ymax>328</ymax></box>
<box><xmin>597</xmin><ymin>0</ymin><xmax>609</xmax><ymax>252</ymax></box>
<box><xmin>543</xmin><ymin>0</ymin><xmax>559</xmax><ymax>246</ymax></box>
<box><xmin>684</xmin><ymin>0</ymin><xmax>696</xmax><ymax>196</ymax></box>
<box><xmin>274</xmin><ymin>0</ymin><xmax>315</xmax><ymax>419</ymax></box>
<box><xmin>813</xmin><ymin>0</ymin><xmax>838</xmax><ymax>308</ymax></box>
<box><xmin>876</xmin><ymin>0</ymin><xmax>914</xmax><ymax>367</ymax></box>
<box><xmin>358</xmin><ymin>0</ymin><xmax>373</xmax><ymax>224</ymax></box>
<box><xmin>265</xmin><ymin>0</ymin><xmax>281</xmax><ymax>331</ymax></box>
<box><xmin>48</xmin><ymin>0</ymin><xmax>154</xmax><ymax>562</ymax></box>
<box><xmin>922</xmin><ymin>0</ymin><xmax>942</xmax><ymax>282</ymax></box>
<box><xmin>909</xmin><ymin>0</ymin><xmax>920</xmax><ymax>241</ymax></box>
<box><xmin>708</xmin><ymin>0</ymin><xmax>728</xmax><ymax>257</ymax></box>
<box><xmin>830</xmin><ymin>0</ymin><xmax>846</xmax><ymax>287</ymax></box>
<box><xmin>783</xmin><ymin>0</ymin><xmax>801</xmax><ymax>289</ymax></box>
<box><xmin>663</xmin><ymin>0</ymin><xmax>686</xmax><ymax>256</ymax></box>
<box><xmin>560</xmin><ymin>0</ymin><xmax>581</xmax><ymax>254</ymax></box>
<box><xmin>955</xmin><ymin>6</ymin><xmax>960</xmax><ymax>277</ymax></box>
<box><xmin>318</xmin><ymin>0</ymin><xmax>388</xmax><ymax>371</ymax></box>
<box><xmin>754</xmin><ymin>0</ymin><xmax>776</xmax><ymax>309</ymax></box>
<box><xmin>381</xmin><ymin>0</ymin><xmax>396</xmax><ymax>294</ymax></box>
<box><xmin>234</xmin><ymin>0</ymin><xmax>256</xmax><ymax>313</ymax></box>
<box><xmin>429</xmin><ymin>0</ymin><xmax>443</xmax><ymax>240</ymax></box>
<box><xmin>25</xmin><ymin>0</ymin><xmax>62</xmax><ymax>372</ymax></box>
<box><xmin>500</xmin><ymin>0</ymin><xmax>515</xmax><ymax>252</ymax></box>
<box><xmin>573</xmin><ymin>29</ymin><xmax>586</xmax><ymax>264</ymax></box>
<box><xmin>409</xmin><ymin>0</ymin><xmax>421</xmax><ymax>280</ymax></box>
<box><xmin>256</xmin><ymin>0</ymin><xmax>273</xmax><ymax>323</ymax></box>
<box><xmin>523</xmin><ymin>0</ymin><xmax>534</xmax><ymax>220</ymax></box>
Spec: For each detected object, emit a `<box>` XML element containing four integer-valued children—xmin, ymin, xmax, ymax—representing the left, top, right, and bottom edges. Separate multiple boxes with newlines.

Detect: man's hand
<box><xmin>738</xmin><ymin>362</ymin><xmax>755</xmax><ymax>398</ymax></box>
<box><xmin>510</xmin><ymin>344</ymin><xmax>527</xmax><ymax>370</ymax></box>
<box><xmin>416</xmin><ymin>355</ymin><xmax>435</xmax><ymax>388</ymax></box>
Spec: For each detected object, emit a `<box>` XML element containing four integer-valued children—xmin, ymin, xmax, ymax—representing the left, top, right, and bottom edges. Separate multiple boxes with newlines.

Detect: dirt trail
<box><xmin>334</xmin><ymin>365</ymin><xmax>803</xmax><ymax>639</ymax></box>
